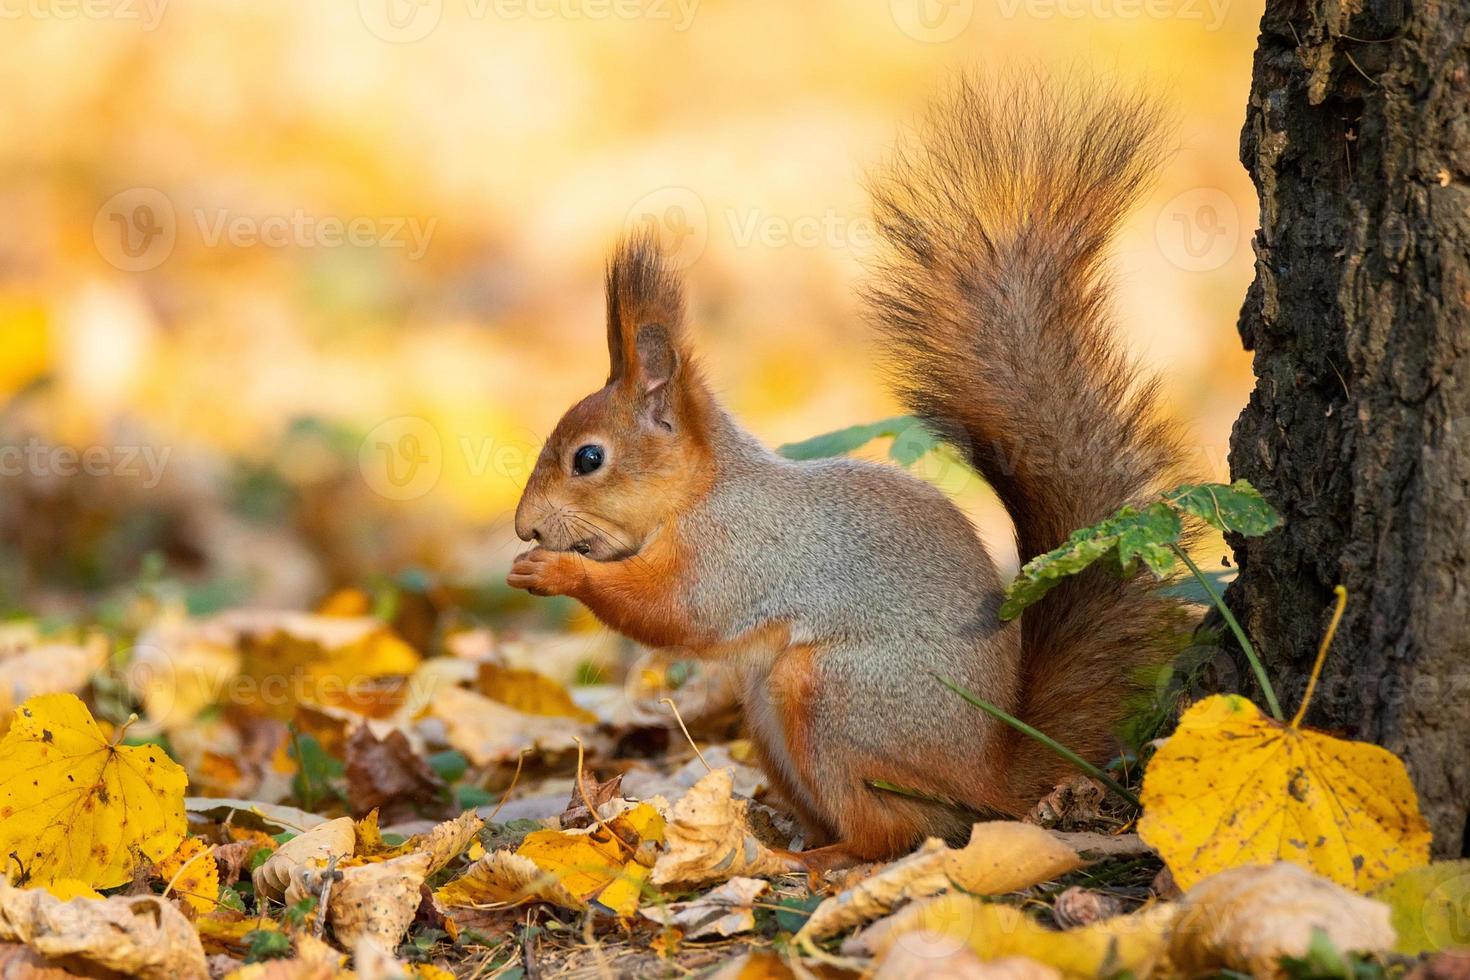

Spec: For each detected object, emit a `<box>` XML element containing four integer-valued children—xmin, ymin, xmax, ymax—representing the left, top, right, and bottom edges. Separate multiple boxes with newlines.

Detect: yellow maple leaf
<box><xmin>156</xmin><ymin>836</ymin><xmax>219</xmax><ymax>915</ymax></box>
<box><xmin>0</xmin><ymin>693</ymin><xmax>188</xmax><ymax>889</ymax></box>
<box><xmin>1139</xmin><ymin>693</ymin><xmax>1431</xmax><ymax>893</ymax></box>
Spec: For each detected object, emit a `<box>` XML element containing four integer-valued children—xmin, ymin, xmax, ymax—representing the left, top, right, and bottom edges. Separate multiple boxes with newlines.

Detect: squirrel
<box><xmin>508</xmin><ymin>77</ymin><xmax>1190</xmax><ymax>870</ymax></box>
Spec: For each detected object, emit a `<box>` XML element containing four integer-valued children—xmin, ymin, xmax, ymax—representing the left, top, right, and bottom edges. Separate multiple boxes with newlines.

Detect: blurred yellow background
<box><xmin>0</xmin><ymin>0</ymin><xmax>1259</xmax><ymax>617</ymax></box>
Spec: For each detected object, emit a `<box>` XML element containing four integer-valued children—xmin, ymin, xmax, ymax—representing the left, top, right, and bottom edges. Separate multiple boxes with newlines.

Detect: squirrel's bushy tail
<box><xmin>867</xmin><ymin>74</ymin><xmax>1190</xmax><ymax>804</ymax></box>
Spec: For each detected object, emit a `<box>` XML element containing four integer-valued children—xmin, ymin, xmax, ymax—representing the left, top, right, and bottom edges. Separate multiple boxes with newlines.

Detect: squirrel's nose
<box><xmin>513</xmin><ymin>495</ymin><xmax>541</xmax><ymax>543</ymax></box>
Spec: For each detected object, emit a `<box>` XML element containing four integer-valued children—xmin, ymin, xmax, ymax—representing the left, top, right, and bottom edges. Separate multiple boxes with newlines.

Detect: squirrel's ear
<box><xmin>605</xmin><ymin>235</ymin><xmax>689</xmax><ymax>408</ymax></box>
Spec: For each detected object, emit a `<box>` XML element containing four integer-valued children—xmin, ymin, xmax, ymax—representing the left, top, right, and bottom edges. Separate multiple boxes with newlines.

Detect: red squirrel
<box><xmin>508</xmin><ymin>77</ymin><xmax>1189</xmax><ymax>870</ymax></box>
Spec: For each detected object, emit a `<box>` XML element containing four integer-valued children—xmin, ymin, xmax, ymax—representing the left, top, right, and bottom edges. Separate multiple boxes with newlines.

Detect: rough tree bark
<box><xmin>1229</xmin><ymin>0</ymin><xmax>1470</xmax><ymax>855</ymax></box>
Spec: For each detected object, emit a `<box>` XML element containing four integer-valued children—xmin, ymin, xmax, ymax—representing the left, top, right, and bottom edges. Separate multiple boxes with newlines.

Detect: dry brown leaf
<box><xmin>1167</xmin><ymin>862</ymin><xmax>1395</xmax><ymax>978</ymax></box>
<box><xmin>559</xmin><ymin>772</ymin><xmax>624</xmax><ymax>829</ymax></box>
<box><xmin>0</xmin><ymin>881</ymin><xmax>208</xmax><ymax>979</ymax></box>
<box><xmin>0</xmin><ymin>636</ymin><xmax>107</xmax><ymax>709</ymax></box>
<box><xmin>798</xmin><ymin>822</ymin><xmax>1082</xmax><ymax>943</ymax></box>
<box><xmin>412</xmin><ymin>810</ymin><xmax>485</xmax><ymax>874</ymax></box>
<box><xmin>352</xmin><ymin>809</ymin><xmax>483</xmax><ymax>876</ymax></box>
<box><xmin>327</xmin><ymin>850</ymin><xmax>432</xmax><ymax>948</ymax></box>
<box><xmin>1052</xmin><ymin>887</ymin><xmax>1124</xmax><ymax>929</ymax></box>
<box><xmin>252</xmin><ymin>816</ymin><xmax>356</xmax><ymax>901</ymax></box>
<box><xmin>344</xmin><ymin>724</ymin><xmax>446</xmax><ymax>819</ymax></box>
<box><xmin>649</xmin><ymin>768</ymin><xmax>792</xmax><ymax>887</ymax></box>
<box><xmin>0</xmin><ymin>941</ymin><xmax>91</xmax><ymax>979</ymax></box>
<box><xmin>426</xmin><ymin>685</ymin><xmax>581</xmax><ymax>765</ymax></box>
<box><xmin>641</xmin><ymin>876</ymin><xmax>770</xmax><ymax>939</ymax></box>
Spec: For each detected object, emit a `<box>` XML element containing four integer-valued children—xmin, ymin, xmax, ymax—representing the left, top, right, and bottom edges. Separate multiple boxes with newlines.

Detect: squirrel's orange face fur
<box><xmin>513</xmin><ymin>240</ymin><xmax>713</xmax><ymax>562</ymax></box>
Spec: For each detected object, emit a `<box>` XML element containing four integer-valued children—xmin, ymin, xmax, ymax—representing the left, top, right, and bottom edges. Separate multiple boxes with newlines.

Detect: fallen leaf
<box><xmin>221</xmin><ymin>932</ymin><xmax>342</xmax><ymax>979</ymax></box>
<box><xmin>642</xmin><ymin>877</ymin><xmax>770</xmax><ymax>939</ymax></box>
<box><xmin>31</xmin><ymin>880</ymin><xmax>101</xmax><ymax>902</ymax></box>
<box><xmin>128</xmin><ymin>618</ymin><xmax>241</xmax><ymax>728</ymax></box>
<box><xmin>218</xmin><ymin>610</ymin><xmax>421</xmax><ymax>720</ymax></box>
<box><xmin>353</xmin><ymin>809</ymin><xmax>483</xmax><ymax>874</ymax></box>
<box><xmin>705</xmin><ymin>950</ymin><xmax>807</xmax><ymax>979</ymax></box>
<box><xmin>1408</xmin><ymin>951</ymin><xmax>1470</xmax><ymax>980</ymax></box>
<box><xmin>650</xmin><ymin>769</ymin><xmax>792</xmax><ymax>887</ymax></box>
<box><xmin>186</xmin><ymin>796</ymin><xmax>327</xmax><ymax>834</ymax></box>
<box><xmin>1167</xmin><ymin>862</ymin><xmax>1395</xmax><ymax>978</ymax></box>
<box><xmin>1139</xmin><ymin>693</ymin><xmax>1431</xmax><ymax>892</ymax></box>
<box><xmin>874</xmin><ymin>946</ymin><xmax>1061</xmax><ymax>980</ymax></box>
<box><xmin>325</xmin><ymin>850</ymin><xmax>432</xmax><ymax>948</ymax></box>
<box><xmin>156</xmin><ymin>836</ymin><xmax>219</xmax><ymax>916</ymax></box>
<box><xmin>478</xmin><ymin>662</ymin><xmax>597</xmax><ymax>724</ymax></box>
<box><xmin>0</xmin><ymin>693</ymin><xmax>188</xmax><ymax>889</ymax></box>
<box><xmin>252</xmin><ymin>816</ymin><xmax>356</xmax><ymax>902</ymax></box>
<box><xmin>426</xmin><ymin>685</ymin><xmax>582</xmax><ymax>766</ymax></box>
<box><xmin>798</xmin><ymin>822</ymin><xmax>1082</xmax><ymax>943</ymax></box>
<box><xmin>1028</xmin><ymin>776</ymin><xmax>1105</xmax><ymax>829</ymax></box>
<box><xmin>212</xmin><ymin>839</ymin><xmax>264</xmax><ymax>885</ymax></box>
<box><xmin>0</xmin><ymin>636</ymin><xmax>108</xmax><ymax>710</ymax></box>
<box><xmin>559</xmin><ymin>772</ymin><xmax>624</xmax><ymax>829</ymax></box>
<box><xmin>343</xmin><ymin>724</ymin><xmax>445</xmax><ymax>818</ymax></box>
<box><xmin>853</xmin><ymin>893</ymin><xmax>1176</xmax><ymax>978</ymax></box>
<box><xmin>410</xmin><ymin>809</ymin><xmax>486</xmax><ymax>874</ymax></box>
<box><xmin>195</xmin><ymin>915</ymin><xmax>280</xmax><ymax>957</ymax></box>
<box><xmin>515</xmin><ymin>802</ymin><xmax>665</xmax><ymax>917</ymax></box>
<box><xmin>0</xmin><ymin>881</ymin><xmax>207</xmax><ymax>979</ymax></box>
<box><xmin>1373</xmin><ymin>859</ymin><xmax>1470</xmax><ymax>955</ymax></box>
<box><xmin>434</xmin><ymin>849</ymin><xmax>583</xmax><ymax>910</ymax></box>
<box><xmin>1052</xmin><ymin>886</ymin><xmax>1124</xmax><ymax>929</ymax></box>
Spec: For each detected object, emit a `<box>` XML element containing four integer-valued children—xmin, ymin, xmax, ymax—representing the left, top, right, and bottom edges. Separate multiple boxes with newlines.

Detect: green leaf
<box><xmin>1114</xmin><ymin>502</ymin><xmax>1184</xmax><ymax>576</ymax></box>
<box><xmin>776</xmin><ymin>416</ymin><xmax>940</xmax><ymax>466</ymax></box>
<box><xmin>1000</xmin><ymin>480</ymin><xmax>1281</xmax><ymax>621</ymax></box>
<box><xmin>1164</xmin><ymin>480</ymin><xmax>1282</xmax><ymax>536</ymax></box>
<box><xmin>1001</xmin><ymin>503</ymin><xmax>1182</xmax><ymax>620</ymax></box>
<box><xmin>427</xmin><ymin>749</ymin><xmax>469</xmax><ymax>783</ymax></box>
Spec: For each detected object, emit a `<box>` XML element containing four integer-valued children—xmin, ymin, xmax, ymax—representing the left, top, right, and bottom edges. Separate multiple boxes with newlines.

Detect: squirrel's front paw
<box><xmin>507</xmin><ymin>548</ymin><xmax>582</xmax><ymax>597</ymax></box>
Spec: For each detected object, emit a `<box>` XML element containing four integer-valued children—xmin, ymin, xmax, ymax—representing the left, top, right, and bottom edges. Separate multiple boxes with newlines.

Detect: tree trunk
<box><xmin>1229</xmin><ymin>0</ymin><xmax>1470</xmax><ymax>856</ymax></box>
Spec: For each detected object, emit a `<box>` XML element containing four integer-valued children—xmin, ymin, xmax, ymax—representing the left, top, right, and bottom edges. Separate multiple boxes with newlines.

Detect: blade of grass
<box><xmin>1169</xmin><ymin>544</ymin><xmax>1283</xmax><ymax>720</ymax></box>
<box><xmin>933</xmin><ymin>674</ymin><xmax>1141</xmax><ymax>809</ymax></box>
<box><xmin>869</xmin><ymin>779</ymin><xmax>954</xmax><ymax>806</ymax></box>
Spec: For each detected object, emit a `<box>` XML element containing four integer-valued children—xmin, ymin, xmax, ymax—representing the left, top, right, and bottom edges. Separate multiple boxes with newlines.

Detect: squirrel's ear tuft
<box><xmin>605</xmin><ymin>234</ymin><xmax>686</xmax><ymax>389</ymax></box>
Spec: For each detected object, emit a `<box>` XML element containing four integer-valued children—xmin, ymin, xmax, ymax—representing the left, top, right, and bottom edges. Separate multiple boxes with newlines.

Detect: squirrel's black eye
<box><xmin>572</xmin><ymin>444</ymin><xmax>605</xmax><ymax>476</ymax></box>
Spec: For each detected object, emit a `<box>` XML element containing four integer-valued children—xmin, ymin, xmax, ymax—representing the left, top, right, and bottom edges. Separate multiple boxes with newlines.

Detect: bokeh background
<box><xmin>0</xmin><ymin>0</ymin><xmax>1259</xmax><ymax>623</ymax></box>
